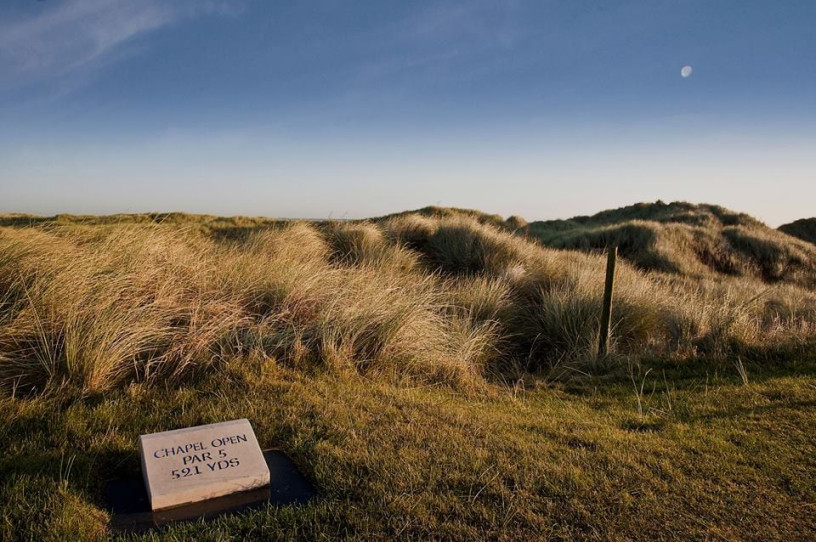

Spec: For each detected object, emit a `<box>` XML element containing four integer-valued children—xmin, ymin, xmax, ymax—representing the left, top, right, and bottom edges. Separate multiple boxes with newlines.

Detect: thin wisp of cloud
<box><xmin>0</xmin><ymin>0</ymin><xmax>241</xmax><ymax>89</ymax></box>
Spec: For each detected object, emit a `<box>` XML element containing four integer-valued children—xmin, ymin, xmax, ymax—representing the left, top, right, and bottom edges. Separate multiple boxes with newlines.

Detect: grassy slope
<box><xmin>2</xmin><ymin>359</ymin><xmax>814</xmax><ymax>541</ymax></box>
<box><xmin>0</xmin><ymin>208</ymin><xmax>815</xmax><ymax>540</ymax></box>
<box><xmin>779</xmin><ymin>218</ymin><xmax>816</xmax><ymax>246</ymax></box>
<box><xmin>526</xmin><ymin>201</ymin><xmax>816</xmax><ymax>288</ymax></box>
<box><xmin>375</xmin><ymin>206</ymin><xmax>510</xmax><ymax>229</ymax></box>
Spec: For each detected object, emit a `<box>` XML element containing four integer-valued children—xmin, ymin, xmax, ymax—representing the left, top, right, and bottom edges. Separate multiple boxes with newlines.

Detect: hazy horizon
<box><xmin>2</xmin><ymin>1</ymin><xmax>814</xmax><ymax>227</ymax></box>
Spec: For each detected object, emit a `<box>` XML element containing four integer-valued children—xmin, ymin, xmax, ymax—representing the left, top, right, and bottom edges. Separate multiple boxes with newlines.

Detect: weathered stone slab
<box><xmin>139</xmin><ymin>419</ymin><xmax>270</xmax><ymax>511</ymax></box>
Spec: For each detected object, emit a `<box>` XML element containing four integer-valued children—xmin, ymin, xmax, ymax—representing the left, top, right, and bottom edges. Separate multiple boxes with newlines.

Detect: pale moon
<box><xmin>681</xmin><ymin>65</ymin><xmax>693</xmax><ymax>78</ymax></box>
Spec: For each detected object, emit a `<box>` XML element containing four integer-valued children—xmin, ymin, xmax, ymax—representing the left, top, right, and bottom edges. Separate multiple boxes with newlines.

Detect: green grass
<box><xmin>1</xmin><ymin>358</ymin><xmax>814</xmax><ymax>541</ymax></box>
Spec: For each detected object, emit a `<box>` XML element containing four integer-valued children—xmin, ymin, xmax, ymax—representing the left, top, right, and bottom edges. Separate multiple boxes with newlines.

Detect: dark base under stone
<box><xmin>106</xmin><ymin>449</ymin><xmax>316</xmax><ymax>533</ymax></box>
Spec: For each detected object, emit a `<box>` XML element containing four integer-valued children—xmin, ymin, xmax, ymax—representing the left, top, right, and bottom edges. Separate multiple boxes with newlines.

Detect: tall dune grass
<box><xmin>1</xmin><ymin>213</ymin><xmax>815</xmax><ymax>397</ymax></box>
<box><xmin>527</xmin><ymin>201</ymin><xmax>816</xmax><ymax>288</ymax></box>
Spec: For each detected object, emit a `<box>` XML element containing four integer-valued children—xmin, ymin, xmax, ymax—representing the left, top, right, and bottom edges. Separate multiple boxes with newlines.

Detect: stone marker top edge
<box><xmin>139</xmin><ymin>418</ymin><xmax>253</xmax><ymax>443</ymax></box>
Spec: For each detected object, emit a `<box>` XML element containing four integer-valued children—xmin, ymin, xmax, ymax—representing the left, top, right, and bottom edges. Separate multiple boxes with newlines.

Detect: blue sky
<box><xmin>1</xmin><ymin>0</ymin><xmax>814</xmax><ymax>225</ymax></box>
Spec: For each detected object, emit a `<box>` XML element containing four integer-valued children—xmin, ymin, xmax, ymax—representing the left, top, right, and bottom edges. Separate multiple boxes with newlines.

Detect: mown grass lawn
<box><xmin>2</xmin><ymin>357</ymin><xmax>814</xmax><ymax>541</ymax></box>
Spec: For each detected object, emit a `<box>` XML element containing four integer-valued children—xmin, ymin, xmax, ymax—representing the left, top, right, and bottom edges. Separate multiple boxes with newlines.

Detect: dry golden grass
<box><xmin>2</xmin><ymin>211</ymin><xmax>815</xmax><ymax>397</ymax></box>
<box><xmin>527</xmin><ymin>201</ymin><xmax>816</xmax><ymax>287</ymax></box>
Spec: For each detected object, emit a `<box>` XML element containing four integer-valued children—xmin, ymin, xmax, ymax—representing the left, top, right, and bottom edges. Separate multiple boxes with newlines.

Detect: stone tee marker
<box><xmin>139</xmin><ymin>419</ymin><xmax>270</xmax><ymax>511</ymax></box>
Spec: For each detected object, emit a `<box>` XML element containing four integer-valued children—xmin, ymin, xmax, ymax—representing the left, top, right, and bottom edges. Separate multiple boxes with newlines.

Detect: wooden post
<box><xmin>598</xmin><ymin>246</ymin><xmax>617</xmax><ymax>360</ymax></box>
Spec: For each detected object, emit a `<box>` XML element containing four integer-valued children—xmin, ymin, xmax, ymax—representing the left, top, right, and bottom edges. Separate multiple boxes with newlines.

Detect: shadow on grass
<box><xmin>684</xmin><ymin>398</ymin><xmax>816</xmax><ymax>423</ymax></box>
<box><xmin>0</xmin><ymin>446</ymin><xmax>141</xmax><ymax>509</ymax></box>
<box><xmin>0</xmin><ymin>215</ymin><xmax>53</xmax><ymax>227</ymax></box>
<box><xmin>208</xmin><ymin>223</ymin><xmax>287</xmax><ymax>244</ymax></box>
